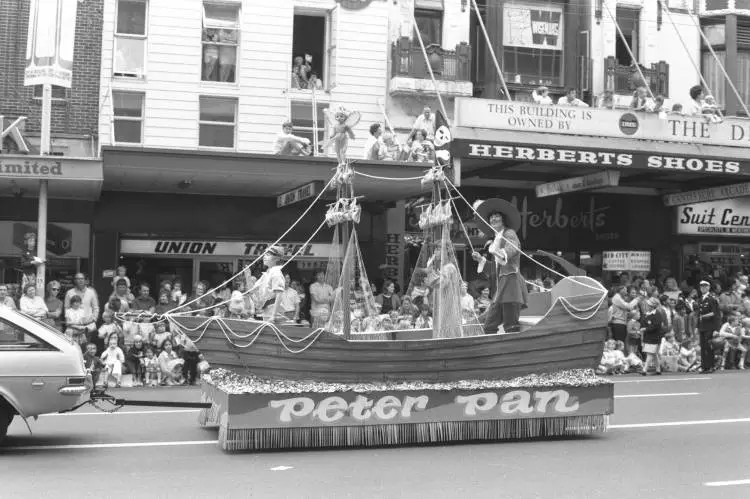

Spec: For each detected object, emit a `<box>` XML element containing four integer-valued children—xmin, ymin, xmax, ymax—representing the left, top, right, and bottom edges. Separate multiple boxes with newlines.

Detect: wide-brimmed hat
<box><xmin>266</xmin><ymin>245</ymin><xmax>285</xmax><ymax>258</ymax></box>
<box><xmin>474</xmin><ymin>198</ymin><xmax>521</xmax><ymax>234</ymax></box>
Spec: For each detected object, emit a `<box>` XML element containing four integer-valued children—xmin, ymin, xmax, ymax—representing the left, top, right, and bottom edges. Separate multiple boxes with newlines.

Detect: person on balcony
<box><xmin>363</xmin><ymin>123</ymin><xmax>383</xmax><ymax>160</ymax></box>
<box><xmin>531</xmin><ymin>86</ymin><xmax>553</xmax><ymax>105</ymax></box>
<box><xmin>410</xmin><ymin>106</ymin><xmax>436</xmax><ymax>140</ymax></box>
<box><xmin>597</xmin><ymin>90</ymin><xmax>615</xmax><ymax>109</ymax></box>
<box><xmin>686</xmin><ymin>85</ymin><xmax>705</xmax><ymax>116</ymax></box>
<box><xmin>273</xmin><ymin>120</ymin><xmax>311</xmax><ymax>156</ymax></box>
<box><xmin>702</xmin><ymin>95</ymin><xmax>723</xmax><ymax>123</ymax></box>
<box><xmin>557</xmin><ymin>88</ymin><xmax>589</xmax><ymax>107</ymax></box>
<box><xmin>630</xmin><ymin>86</ymin><xmax>651</xmax><ymax>112</ymax></box>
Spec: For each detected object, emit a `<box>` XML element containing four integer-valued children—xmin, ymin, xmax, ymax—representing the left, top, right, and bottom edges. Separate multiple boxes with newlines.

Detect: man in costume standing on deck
<box><xmin>471</xmin><ymin>199</ymin><xmax>528</xmax><ymax>334</ymax></box>
<box><xmin>249</xmin><ymin>245</ymin><xmax>287</xmax><ymax>323</ymax></box>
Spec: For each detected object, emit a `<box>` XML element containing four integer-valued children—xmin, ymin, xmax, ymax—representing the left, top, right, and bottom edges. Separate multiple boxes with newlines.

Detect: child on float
<box><xmin>248</xmin><ymin>245</ymin><xmax>287</xmax><ymax>323</ymax></box>
<box><xmin>659</xmin><ymin>331</ymin><xmax>680</xmax><ymax>372</ymax></box>
<box><xmin>100</xmin><ymin>332</ymin><xmax>125</xmax><ymax>387</ymax></box>
<box><xmin>678</xmin><ymin>339</ymin><xmax>699</xmax><ymax>372</ymax></box>
<box><xmin>415</xmin><ymin>304</ymin><xmax>433</xmax><ymax>329</ymax></box>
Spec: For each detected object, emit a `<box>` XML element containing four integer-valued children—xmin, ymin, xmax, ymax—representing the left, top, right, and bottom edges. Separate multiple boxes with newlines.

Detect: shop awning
<box><xmin>102</xmin><ymin>147</ymin><xmax>430</xmax><ymax>202</ymax></box>
<box><xmin>0</xmin><ymin>155</ymin><xmax>103</xmax><ymax>200</ymax></box>
<box><xmin>452</xmin><ymin>127</ymin><xmax>750</xmax><ymax>194</ymax></box>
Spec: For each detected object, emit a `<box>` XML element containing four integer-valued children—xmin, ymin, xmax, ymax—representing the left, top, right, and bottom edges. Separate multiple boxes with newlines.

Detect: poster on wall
<box><xmin>0</xmin><ymin>221</ymin><xmax>90</xmax><ymax>258</ymax></box>
<box><xmin>602</xmin><ymin>251</ymin><xmax>651</xmax><ymax>272</ymax></box>
<box><xmin>677</xmin><ymin>198</ymin><xmax>750</xmax><ymax>236</ymax></box>
<box><xmin>24</xmin><ymin>0</ymin><xmax>79</xmax><ymax>88</ymax></box>
<box><xmin>502</xmin><ymin>2</ymin><xmax>563</xmax><ymax>51</ymax></box>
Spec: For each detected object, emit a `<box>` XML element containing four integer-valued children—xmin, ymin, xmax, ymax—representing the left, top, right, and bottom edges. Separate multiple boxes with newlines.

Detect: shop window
<box><xmin>199</xmin><ymin>96</ymin><xmax>237</xmax><ymax>148</ymax></box>
<box><xmin>502</xmin><ymin>2</ymin><xmax>564</xmax><ymax>86</ymax></box>
<box><xmin>292</xmin><ymin>10</ymin><xmax>338</xmax><ymax>90</ymax></box>
<box><xmin>615</xmin><ymin>6</ymin><xmax>640</xmax><ymax>67</ymax></box>
<box><xmin>414</xmin><ymin>1</ymin><xmax>443</xmax><ymax>47</ymax></box>
<box><xmin>33</xmin><ymin>85</ymin><xmax>66</xmax><ymax>100</ymax></box>
<box><xmin>114</xmin><ymin>0</ymin><xmax>148</xmax><ymax>78</ymax></box>
<box><xmin>112</xmin><ymin>91</ymin><xmax>144</xmax><ymax>144</ymax></box>
<box><xmin>290</xmin><ymin>100</ymin><xmax>327</xmax><ymax>147</ymax></box>
<box><xmin>202</xmin><ymin>3</ymin><xmax>240</xmax><ymax>83</ymax></box>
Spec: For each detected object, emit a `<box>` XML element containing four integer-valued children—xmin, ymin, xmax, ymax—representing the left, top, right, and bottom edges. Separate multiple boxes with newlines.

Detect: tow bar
<box><xmin>63</xmin><ymin>387</ymin><xmax>213</xmax><ymax>414</ymax></box>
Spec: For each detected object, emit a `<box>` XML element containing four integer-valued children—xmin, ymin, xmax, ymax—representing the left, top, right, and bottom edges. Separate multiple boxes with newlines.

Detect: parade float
<box><xmin>164</xmin><ymin>160</ymin><xmax>614</xmax><ymax>452</ymax></box>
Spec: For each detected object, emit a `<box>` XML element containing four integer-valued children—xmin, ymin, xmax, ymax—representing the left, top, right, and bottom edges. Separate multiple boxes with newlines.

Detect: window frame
<box><xmin>291</xmin><ymin>8</ymin><xmax>337</xmax><ymax>92</ymax></box>
<box><xmin>201</xmin><ymin>2</ymin><xmax>241</xmax><ymax>85</ymax></box>
<box><xmin>614</xmin><ymin>6</ymin><xmax>641</xmax><ymax>66</ymax></box>
<box><xmin>113</xmin><ymin>0</ymin><xmax>149</xmax><ymax>79</ymax></box>
<box><xmin>289</xmin><ymin>100</ymin><xmax>328</xmax><ymax>151</ymax></box>
<box><xmin>414</xmin><ymin>8</ymin><xmax>444</xmax><ymax>48</ymax></box>
<box><xmin>112</xmin><ymin>90</ymin><xmax>145</xmax><ymax>145</ymax></box>
<box><xmin>33</xmin><ymin>85</ymin><xmax>67</xmax><ymax>101</ymax></box>
<box><xmin>198</xmin><ymin>95</ymin><xmax>238</xmax><ymax>149</ymax></box>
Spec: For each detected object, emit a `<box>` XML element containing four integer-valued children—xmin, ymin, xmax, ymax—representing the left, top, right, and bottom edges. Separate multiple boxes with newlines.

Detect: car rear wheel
<box><xmin>0</xmin><ymin>400</ymin><xmax>15</xmax><ymax>445</ymax></box>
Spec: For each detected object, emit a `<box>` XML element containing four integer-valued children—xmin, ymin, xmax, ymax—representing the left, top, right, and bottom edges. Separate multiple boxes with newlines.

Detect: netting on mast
<box><xmin>325</xmin><ymin>230</ymin><xmax>379</xmax><ymax>335</ymax></box>
<box><xmin>311</xmin><ymin>224</ymin><xmax>343</xmax><ymax>330</ymax></box>
<box><xmin>405</xmin><ymin>199</ymin><xmax>484</xmax><ymax>339</ymax></box>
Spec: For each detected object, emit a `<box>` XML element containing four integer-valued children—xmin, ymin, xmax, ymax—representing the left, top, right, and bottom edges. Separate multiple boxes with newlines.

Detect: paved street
<box><xmin>2</xmin><ymin>372</ymin><xmax>749</xmax><ymax>499</ymax></box>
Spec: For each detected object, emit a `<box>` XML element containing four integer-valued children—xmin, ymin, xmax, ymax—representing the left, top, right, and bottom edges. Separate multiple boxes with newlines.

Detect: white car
<box><xmin>0</xmin><ymin>308</ymin><xmax>89</xmax><ymax>444</ymax></box>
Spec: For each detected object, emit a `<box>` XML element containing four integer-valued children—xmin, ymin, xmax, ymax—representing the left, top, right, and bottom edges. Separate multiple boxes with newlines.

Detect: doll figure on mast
<box><xmin>324</xmin><ymin>106</ymin><xmax>361</xmax><ymax>166</ymax></box>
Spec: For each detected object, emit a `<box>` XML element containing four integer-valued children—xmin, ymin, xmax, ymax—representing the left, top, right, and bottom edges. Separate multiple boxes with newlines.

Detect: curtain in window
<box><xmin>702</xmin><ymin>51</ymin><xmax>725</xmax><ymax>107</ymax></box>
<box><xmin>414</xmin><ymin>11</ymin><xmax>442</xmax><ymax>47</ymax></box>
<box><xmin>738</xmin><ymin>50</ymin><xmax>750</xmax><ymax>111</ymax></box>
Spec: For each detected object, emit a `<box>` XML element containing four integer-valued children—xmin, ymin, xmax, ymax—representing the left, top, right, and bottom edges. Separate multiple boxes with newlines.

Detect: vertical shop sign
<box><xmin>24</xmin><ymin>0</ymin><xmax>78</xmax><ymax>88</ymax></box>
<box><xmin>383</xmin><ymin>233</ymin><xmax>402</xmax><ymax>282</ymax></box>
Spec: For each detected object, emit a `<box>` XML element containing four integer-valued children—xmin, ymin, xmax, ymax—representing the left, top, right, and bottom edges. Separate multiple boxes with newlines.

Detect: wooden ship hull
<box><xmin>173</xmin><ymin>292</ymin><xmax>607</xmax><ymax>383</ymax></box>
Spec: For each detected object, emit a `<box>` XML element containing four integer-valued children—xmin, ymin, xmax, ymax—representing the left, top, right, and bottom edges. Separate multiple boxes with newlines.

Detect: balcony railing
<box><xmin>604</xmin><ymin>57</ymin><xmax>670</xmax><ymax>97</ymax></box>
<box><xmin>391</xmin><ymin>37</ymin><xmax>471</xmax><ymax>82</ymax></box>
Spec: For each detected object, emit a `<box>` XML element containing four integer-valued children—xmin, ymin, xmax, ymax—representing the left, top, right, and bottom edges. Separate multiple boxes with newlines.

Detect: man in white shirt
<box><xmin>557</xmin><ymin>88</ymin><xmax>589</xmax><ymax>107</ymax></box>
<box><xmin>249</xmin><ymin>246</ymin><xmax>286</xmax><ymax>322</ymax></box>
<box><xmin>273</xmin><ymin>121</ymin><xmax>311</xmax><ymax>156</ymax></box>
<box><xmin>362</xmin><ymin>123</ymin><xmax>383</xmax><ymax>160</ymax></box>
<box><xmin>64</xmin><ymin>273</ymin><xmax>100</xmax><ymax>322</ymax></box>
<box><xmin>410</xmin><ymin>106</ymin><xmax>436</xmax><ymax>140</ymax></box>
<box><xmin>278</xmin><ymin>273</ymin><xmax>301</xmax><ymax>321</ymax></box>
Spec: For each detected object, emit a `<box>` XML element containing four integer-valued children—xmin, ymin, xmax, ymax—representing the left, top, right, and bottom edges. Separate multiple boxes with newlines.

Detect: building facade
<box><xmin>0</xmin><ymin>0</ymin><xmax>103</xmax><ymax>294</ymax></box>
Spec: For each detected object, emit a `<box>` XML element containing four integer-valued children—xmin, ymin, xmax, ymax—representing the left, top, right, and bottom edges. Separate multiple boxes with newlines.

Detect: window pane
<box><xmin>290</xmin><ymin>102</ymin><xmax>326</xmax><ymax>128</ymax></box>
<box><xmin>114</xmin><ymin>37</ymin><xmax>145</xmax><ymax>75</ymax></box>
<box><xmin>200</xmin><ymin>97</ymin><xmax>236</xmax><ymax>122</ymax></box>
<box><xmin>702</xmin><ymin>51</ymin><xmax>726</xmax><ymax>107</ymax></box>
<box><xmin>201</xmin><ymin>44</ymin><xmax>236</xmax><ymax>82</ymax></box>
<box><xmin>117</xmin><ymin>0</ymin><xmax>147</xmax><ymax>35</ymax></box>
<box><xmin>199</xmin><ymin>124</ymin><xmax>234</xmax><ymax>148</ymax></box>
<box><xmin>0</xmin><ymin>319</ymin><xmax>50</xmax><ymax>349</ymax></box>
<box><xmin>33</xmin><ymin>85</ymin><xmax>66</xmax><ymax>98</ymax></box>
<box><xmin>114</xmin><ymin>120</ymin><xmax>142</xmax><ymax>143</ymax></box>
<box><xmin>113</xmin><ymin>92</ymin><xmax>143</xmax><ymax>117</ymax></box>
<box><xmin>204</xmin><ymin>4</ymin><xmax>239</xmax><ymax>28</ymax></box>
<box><xmin>414</xmin><ymin>10</ymin><xmax>442</xmax><ymax>46</ymax></box>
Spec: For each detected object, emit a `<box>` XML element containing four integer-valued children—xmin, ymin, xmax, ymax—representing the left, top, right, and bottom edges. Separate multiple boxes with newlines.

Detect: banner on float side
<box><xmin>536</xmin><ymin>171</ymin><xmax>620</xmax><ymax>198</ymax></box>
<box><xmin>453</xmin><ymin>141</ymin><xmax>750</xmax><ymax>176</ymax></box>
<box><xmin>663</xmin><ymin>182</ymin><xmax>750</xmax><ymax>207</ymax></box>
<box><xmin>24</xmin><ymin>0</ymin><xmax>78</xmax><ymax>88</ymax></box>
<box><xmin>453</xmin><ymin>98</ymin><xmax>750</xmax><ymax>150</ymax></box>
<box><xmin>212</xmin><ymin>384</ymin><xmax>614</xmax><ymax>429</ymax></box>
<box><xmin>602</xmin><ymin>251</ymin><xmax>651</xmax><ymax>272</ymax></box>
<box><xmin>676</xmin><ymin>198</ymin><xmax>750</xmax><ymax>237</ymax></box>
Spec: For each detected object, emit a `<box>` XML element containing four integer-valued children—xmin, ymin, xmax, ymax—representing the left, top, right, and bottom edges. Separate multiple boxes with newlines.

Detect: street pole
<box><xmin>36</xmin><ymin>83</ymin><xmax>52</xmax><ymax>292</ymax></box>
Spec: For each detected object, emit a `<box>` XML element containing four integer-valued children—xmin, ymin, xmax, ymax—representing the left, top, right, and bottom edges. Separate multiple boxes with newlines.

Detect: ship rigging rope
<box><xmin>355</xmin><ymin>171</ymin><xmax>426</xmax><ymax>181</ymax></box>
<box><xmin>166</xmin><ymin>219</ymin><xmax>329</xmax><ymax>317</ymax></box>
<box><xmin>166</xmin><ymin>176</ymin><xmax>335</xmax><ymax>315</ymax></box>
<box><xmin>444</xmin><ymin>178</ymin><xmax>606</xmax><ymax>296</ymax></box>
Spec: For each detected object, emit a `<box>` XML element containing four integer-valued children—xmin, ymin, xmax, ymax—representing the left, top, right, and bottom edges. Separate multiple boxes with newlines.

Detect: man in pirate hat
<box><xmin>248</xmin><ymin>245</ymin><xmax>287</xmax><ymax>322</ymax></box>
<box><xmin>471</xmin><ymin>199</ymin><xmax>528</xmax><ymax>334</ymax></box>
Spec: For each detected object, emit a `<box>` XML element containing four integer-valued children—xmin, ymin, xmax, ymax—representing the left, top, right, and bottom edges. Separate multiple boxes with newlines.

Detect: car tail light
<box><xmin>67</xmin><ymin>377</ymin><xmax>86</xmax><ymax>385</ymax></box>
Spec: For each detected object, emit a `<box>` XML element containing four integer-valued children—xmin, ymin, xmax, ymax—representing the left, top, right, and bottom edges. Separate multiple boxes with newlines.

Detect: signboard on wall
<box><xmin>120</xmin><ymin>239</ymin><xmax>335</xmax><ymax>259</ymax></box>
<box><xmin>602</xmin><ymin>251</ymin><xmax>651</xmax><ymax>272</ymax></box>
<box><xmin>535</xmin><ymin>171</ymin><xmax>620</xmax><ymax>198</ymax></box>
<box><xmin>663</xmin><ymin>182</ymin><xmax>750</xmax><ymax>207</ymax></box>
<box><xmin>24</xmin><ymin>0</ymin><xmax>78</xmax><ymax>88</ymax></box>
<box><xmin>277</xmin><ymin>181</ymin><xmax>324</xmax><ymax>208</ymax></box>
<box><xmin>454</xmin><ymin>98</ymin><xmax>750</xmax><ymax>150</ymax></box>
<box><xmin>503</xmin><ymin>2</ymin><xmax>563</xmax><ymax>51</ymax></box>
<box><xmin>0</xmin><ymin>221</ymin><xmax>90</xmax><ymax>258</ymax></box>
<box><xmin>676</xmin><ymin>198</ymin><xmax>750</xmax><ymax>237</ymax></box>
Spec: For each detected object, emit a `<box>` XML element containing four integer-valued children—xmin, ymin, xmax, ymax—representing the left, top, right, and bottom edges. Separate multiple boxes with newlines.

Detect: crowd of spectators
<box><xmin>0</xmin><ymin>266</ymin><xmax>206</xmax><ymax>388</ymax></box>
<box><xmin>600</xmin><ymin>272</ymin><xmax>750</xmax><ymax>376</ymax></box>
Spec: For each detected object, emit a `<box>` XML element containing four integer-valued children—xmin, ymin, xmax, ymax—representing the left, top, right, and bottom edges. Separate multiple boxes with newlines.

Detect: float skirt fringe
<box><xmin>217</xmin><ymin>415</ymin><xmax>608</xmax><ymax>452</ymax></box>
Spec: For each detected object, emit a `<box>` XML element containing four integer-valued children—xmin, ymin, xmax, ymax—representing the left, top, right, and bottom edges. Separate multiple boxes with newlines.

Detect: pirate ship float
<box><xmin>165</xmin><ymin>162</ymin><xmax>613</xmax><ymax>452</ymax></box>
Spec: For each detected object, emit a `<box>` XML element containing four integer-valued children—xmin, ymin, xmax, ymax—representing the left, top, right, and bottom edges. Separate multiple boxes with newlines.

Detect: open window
<box><xmin>114</xmin><ymin>0</ymin><xmax>148</xmax><ymax>78</ymax></box>
<box><xmin>202</xmin><ymin>2</ymin><xmax>240</xmax><ymax>83</ymax></box>
<box><xmin>291</xmin><ymin>7</ymin><xmax>337</xmax><ymax>90</ymax></box>
<box><xmin>615</xmin><ymin>6</ymin><xmax>640</xmax><ymax>67</ymax></box>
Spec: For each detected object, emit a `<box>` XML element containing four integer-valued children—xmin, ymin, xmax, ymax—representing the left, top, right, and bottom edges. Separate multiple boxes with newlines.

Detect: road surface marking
<box><xmin>615</xmin><ymin>392</ymin><xmax>700</xmax><ymax>399</ymax></box>
<box><xmin>41</xmin><ymin>409</ymin><xmax>200</xmax><ymax>417</ymax></box>
<box><xmin>704</xmin><ymin>479</ymin><xmax>750</xmax><ymax>487</ymax></box>
<box><xmin>612</xmin><ymin>377</ymin><xmax>711</xmax><ymax>384</ymax></box>
<box><xmin>611</xmin><ymin>417</ymin><xmax>750</xmax><ymax>429</ymax></box>
<box><xmin>270</xmin><ymin>466</ymin><xmax>294</xmax><ymax>471</ymax></box>
<box><xmin>2</xmin><ymin>440</ymin><xmax>218</xmax><ymax>451</ymax></box>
